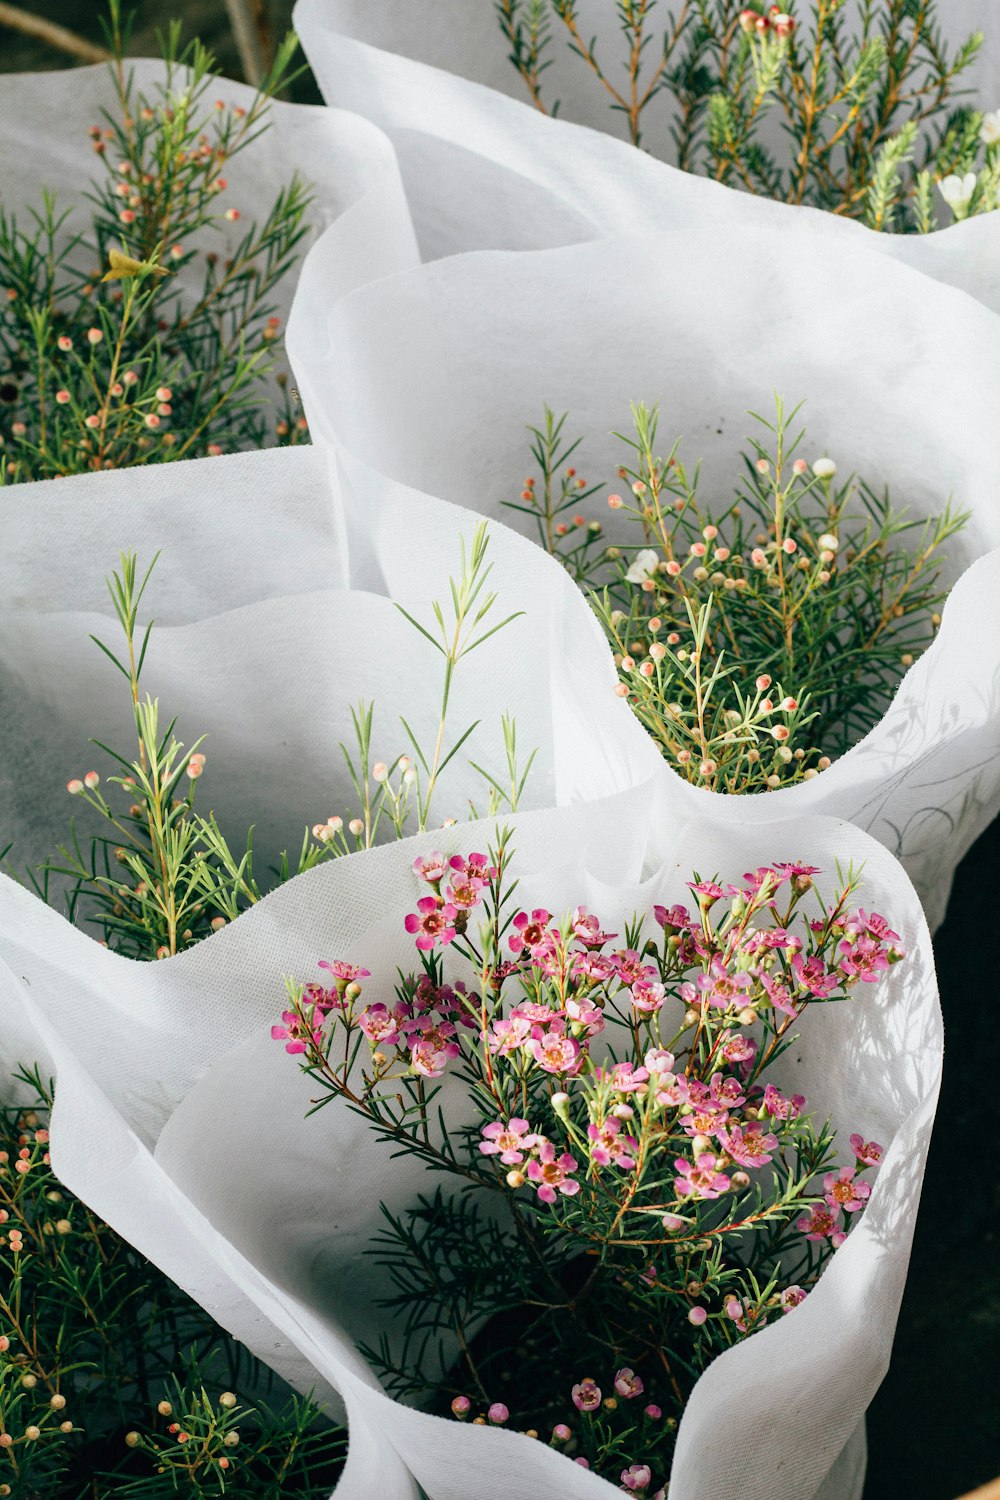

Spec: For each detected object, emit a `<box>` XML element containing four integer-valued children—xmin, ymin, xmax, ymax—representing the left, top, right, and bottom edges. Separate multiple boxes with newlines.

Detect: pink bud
<box><xmin>756</xmin><ymin>674</ymin><xmax>772</xmax><ymax>690</ymax></box>
<box><xmin>83</xmin><ymin>771</ymin><xmax>100</xmax><ymax>790</ymax></box>
<box><xmin>451</xmin><ymin>1396</ymin><xmax>471</xmax><ymax>1418</ymax></box>
<box><xmin>144</xmin><ymin>413</ymin><xmax>160</xmax><ymax>429</ymax></box>
<box><xmin>688</xmin><ymin>1305</ymin><xmax>708</xmax><ymax>1326</ymax></box>
<box><xmin>755</xmin><ymin>457</ymin><xmax>770</xmax><ymax>474</ymax></box>
<box><xmin>84</xmin><ymin>414</ymin><xmax>101</xmax><ymax>429</ymax></box>
<box><xmin>57</xmin><ymin>336</ymin><xmax>73</xmax><ymax>352</ymax></box>
<box><xmin>55</xmin><ymin>389</ymin><xmax>71</xmax><ymax>404</ymax></box>
<box><xmin>67</xmin><ymin>779</ymin><xmax>84</xmax><ymax>795</ymax></box>
<box><xmin>793</xmin><ymin>458</ymin><xmax>808</xmax><ymax>475</ymax></box>
<box><xmin>738</xmin><ymin>8</ymin><xmax>758</xmax><ymax>32</ymax></box>
<box><xmin>552</xmin><ymin>1424</ymin><xmax>571</xmax><ymax>1442</ymax></box>
<box><xmin>781</xmin><ymin>537</ymin><xmax>797</xmax><ymax>554</ymax></box>
<box><xmin>487</xmin><ymin>1403</ymin><xmax>508</xmax><ymax>1425</ymax></box>
<box><xmin>608</xmin><ymin>493</ymin><xmax>624</xmax><ymax>509</ymax></box>
<box><xmin>665</xmin><ymin>559</ymin><xmax>682</xmax><ymax>577</ymax></box>
<box><xmin>156</xmin><ymin>386</ymin><xmax>172</xmax><ymax>402</ymax></box>
<box><xmin>224</xmin><ymin>208</ymin><xmax>240</xmax><ymax>221</ymax></box>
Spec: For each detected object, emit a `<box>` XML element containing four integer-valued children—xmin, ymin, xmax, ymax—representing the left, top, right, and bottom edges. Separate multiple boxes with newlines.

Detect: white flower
<box><xmin>980</xmin><ymin>110</ymin><xmax>1000</xmax><ymax>146</ymax></box>
<box><xmin>811</xmin><ymin>458</ymin><xmax>837</xmax><ymax>480</ymax></box>
<box><xmin>625</xmin><ymin>547</ymin><xmax>660</xmax><ymax>584</ymax></box>
<box><xmin>938</xmin><ymin>172</ymin><xmax>977</xmax><ymax>214</ymax></box>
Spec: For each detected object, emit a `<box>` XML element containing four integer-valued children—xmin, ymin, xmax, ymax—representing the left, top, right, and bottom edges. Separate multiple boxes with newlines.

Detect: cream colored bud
<box><xmin>219</xmin><ymin>1392</ymin><xmax>237</xmax><ymax>1409</ymax></box>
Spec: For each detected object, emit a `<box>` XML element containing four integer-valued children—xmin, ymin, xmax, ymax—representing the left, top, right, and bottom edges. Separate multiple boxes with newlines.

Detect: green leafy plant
<box><xmin>510</xmin><ymin>399</ymin><xmax>965</xmax><ymax>792</ymax></box>
<box><xmin>0</xmin><ymin>1065</ymin><xmax>344</xmax><ymax>1498</ymax></box>
<box><xmin>495</xmin><ymin>0</ymin><xmax>996</xmax><ymax>230</ymax></box>
<box><xmin>36</xmin><ymin>526</ymin><xmax>530</xmax><ymax>957</ymax></box>
<box><xmin>0</xmin><ymin>0</ymin><xmax>310</xmax><ymax>484</ymax></box>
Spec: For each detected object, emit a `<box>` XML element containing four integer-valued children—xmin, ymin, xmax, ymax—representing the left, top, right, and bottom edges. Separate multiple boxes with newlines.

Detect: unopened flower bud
<box><xmin>451</xmin><ymin>1396</ymin><xmax>471</xmax><ymax>1418</ymax></box>
<box><xmin>157</xmin><ymin>1401</ymin><xmax>173</xmax><ymax>1416</ymax></box>
<box><xmin>372</xmin><ymin>762</ymin><xmax>388</xmax><ymax>782</ymax></box>
<box><xmin>348</xmin><ymin>818</ymin><xmax>364</xmax><ymax>837</ymax></box>
<box><xmin>67</xmin><ymin>779</ymin><xmax>84</xmax><ymax>795</ymax></box>
<box><xmin>812</xmin><ymin>457</ymin><xmax>836</xmax><ymax>480</ymax></box>
<box><xmin>125</xmin><ymin>1431</ymin><xmax>141</xmax><ymax>1447</ymax></box>
<box><xmin>506</xmin><ymin>1168</ymin><xmax>526</xmax><ymax>1188</ymax></box>
<box><xmin>738</xmin><ymin>1006</ymin><xmax>757</xmax><ymax>1025</ymax></box>
<box><xmin>688</xmin><ymin>1305</ymin><xmax>708</xmax><ymax>1326</ymax></box>
<box><xmin>219</xmin><ymin>1392</ymin><xmax>237</xmax><ymax>1409</ymax></box>
<box><xmin>488</xmin><ymin>1404</ymin><xmax>509</xmax><ymax>1425</ymax></box>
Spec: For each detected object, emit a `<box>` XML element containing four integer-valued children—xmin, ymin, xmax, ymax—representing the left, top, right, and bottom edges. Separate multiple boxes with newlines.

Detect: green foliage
<box><xmin>496</xmin><ymin>0</ymin><xmax>996</xmax><ymax>229</ymax></box>
<box><xmin>0</xmin><ymin>1065</ymin><xmax>344</xmax><ymax>1498</ymax></box>
<box><xmin>0</xmin><ymin>1</ymin><xmax>310</xmax><ymax>484</ymax></box>
<box><xmin>33</xmin><ymin>525</ymin><xmax>530</xmax><ymax>956</ymax></box>
<box><xmin>512</xmin><ymin>398</ymin><xmax>965</xmax><ymax>792</ymax></box>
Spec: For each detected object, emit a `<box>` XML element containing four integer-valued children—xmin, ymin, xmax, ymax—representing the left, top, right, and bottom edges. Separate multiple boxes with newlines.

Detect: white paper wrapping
<box><xmin>0</xmin><ymin>34</ymin><xmax>955</xmax><ymax>1500</ymax></box>
<box><xmin>280</xmin><ymin>0</ymin><xmax>1000</xmax><ymax>931</ymax></box>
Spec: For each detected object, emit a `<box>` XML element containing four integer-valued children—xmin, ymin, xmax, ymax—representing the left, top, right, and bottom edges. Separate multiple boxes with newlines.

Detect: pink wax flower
<box><xmin>517</xmin><ymin>1001</ymin><xmax>563</xmax><ymax>1027</ymax></box>
<box><xmin>509</xmin><ymin>908</ymin><xmax>556</xmax><ymax>958</ymax></box>
<box><xmin>697</xmin><ymin>957</ymin><xmax>752</xmax><ymax>1011</ymax></box>
<box><xmin>654</xmin><ymin>1073</ymin><xmax>689</xmax><ymax>1108</ymax></box>
<box><xmin>771</xmin><ymin>862</ymin><xmax>821</xmax><ymax>880</ymax></box>
<box><xmin>643</xmin><ymin>1047</ymin><xmax>676</xmax><ymax>1075</ymax></box>
<box><xmin>572</xmin><ymin>906</ymin><xmax>617</xmax><ymax>947</ymax></box>
<box><xmin>408</xmin><ymin>1020</ymin><xmax>460</xmax><ymax>1078</ymax></box>
<box><xmin>530</xmin><ymin>1030</ymin><xmax>582</xmax><ymax>1076</ymax></box>
<box><xmin>613</xmin><ymin>950</ymin><xmax>658</xmax><ymax>986</ymax></box>
<box><xmin>850</xmin><ymin>1133</ymin><xmax>885</xmax><ymax>1168</ymax></box>
<box><xmin>587</xmin><ymin>1118</ymin><xmax>638</xmax><ymax>1170</ymax></box>
<box><xmin>719</xmin><ymin>1122</ymin><xmax>779</xmax><ymax>1168</ymax></box>
<box><xmin>838</xmin><ymin>934</ymin><xmax>891</xmax><ymax>982</ymax></box>
<box><xmin>709</xmin><ymin>1073</ymin><xmax>746</xmax><ymax>1108</ymax></box>
<box><xmin>302</xmin><ymin>982</ymin><xmax>341</xmax><ymax>1015</ymax></box>
<box><xmin>479</xmin><ymin>1118</ymin><xmax>540</xmax><ymax>1166</ymax></box>
<box><xmin>621</xmin><ymin>1464</ymin><xmax>653</xmax><ymax>1491</ymax></box>
<box><xmin>613</xmin><ymin>1368</ymin><xmax>644</xmax><ymax>1400</ymax></box>
<box><xmin>405</xmin><ymin>896</ymin><xmax>458</xmax><ymax>951</ymax></box>
<box><xmin>488</xmin><ymin>1013</ymin><xmax>531</xmax><ymax>1056</ymax></box>
<box><xmin>674</xmin><ymin>1153</ymin><xmax>731</xmax><ymax>1200</ymax></box>
<box><xmin>720</xmin><ymin>1033</ymin><xmax>757</xmax><ymax>1066</ymax></box>
<box><xmin>318</xmin><ymin>959</ymin><xmax>371</xmax><ymax>985</ymax></box>
<box><xmin>358</xmin><ymin>1004</ymin><xmax>402</xmax><ymax>1048</ymax></box>
<box><xmin>823</xmin><ymin>1165</ymin><xmax>872</xmax><ymax>1213</ymax></box>
<box><xmin>797</xmin><ymin>1203</ymin><xmax>844</xmax><ymax>1243</ymax></box>
<box><xmin>688</xmin><ymin>879</ymin><xmax>725</xmax><ymax>906</ymax></box>
<box><xmin>571</xmin><ymin>1378</ymin><xmax>602</xmax><ymax>1412</ymax></box>
<box><xmin>565</xmin><ymin>995</ymin><xmax>607</xmax><ymax>1036</ymax></box>
<box><xmin>631</xmin><ymin>979</ymin><xmax>666</xmax><ymax>1014</ymax></box>
<box><xmin>487</xmin><ymin>1403</ymin><xmax>508</xmax><ymax>1425</ymax></box>
<box><xmin>791</xmin><ymin>953</ymin><xmax>840</xmax><ymax>998</ymax></box>
<box><xmin>449</xmin><ymin>851</ymin><xmax>494</xmax><ymax>881</ymax></box>
<box><xmin>849</xmin><ymin>908</ymin><xmax>901</xmax><ymax>944</ymax></box>
<box><xmin>270</xmin><ymin>1010</ymin><xmax>321</xmax><ymax>1055</ymax></box>
<box><xmin>412</xmin><ymin>852</ymin><xmax>447</xmax><ymax>883</ymax></box>
<box><xmin>682</xmin><ymin>1103</ymin><xmax>730</xmax><ymax>1139</ymax></box>
<box><xmin>762</xmin><ymin>1083</ymin><xmax>805</xmax><ymax>1120</ymax></box>
<box><xmin>527</xmin><ymin>1141</ymin><xmax>580</xmax><ymax>1203</ymax></box>
<box><xmin>607</xmin><ymin>1061</ymin><xmax>649</xmax><ymax>1094</ymax></box>
<box><xmin>780</xmin><ymin>1285</ymin><xmax>807</xmax><ymax>1313</ymax></box>
<box><xmin>760</xmin><ymin>971</ymin><xmax>799</xmax><ymax>1017</ymax></box>
<box><xmin>653</xmin><ymin>903</ymin><xmax>692</xmax><ymax>931</ymax></box>
<box><xmin>573</xmin><ymin>952</ymin><xmax>616</xmax><ymax>983</ymax></box>
<box><xmin>446</xmin><ymin>874</ymin><xmax>485</xmax><ymax>909</ymax></box>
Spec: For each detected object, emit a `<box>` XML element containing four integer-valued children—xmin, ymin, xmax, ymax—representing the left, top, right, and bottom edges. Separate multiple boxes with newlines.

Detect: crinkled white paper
<box><xmin>0</xmin><ymin>37</ymin><xmax>958</xmax><ymax>1500</ymax></box>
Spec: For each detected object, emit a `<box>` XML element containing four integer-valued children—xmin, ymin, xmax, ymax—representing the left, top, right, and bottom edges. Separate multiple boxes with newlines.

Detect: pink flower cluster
<box><xmin>404</xmin><ymin>852</ymin><xmax>493</xmax><ymax>950</ymax></box>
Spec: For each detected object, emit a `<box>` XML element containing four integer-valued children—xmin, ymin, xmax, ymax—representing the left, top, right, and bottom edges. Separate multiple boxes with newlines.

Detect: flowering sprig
<box><xmin>278</xmin><ymin>839</ymin><xmax>899</xmax><ymax>1485</ymax></box>
<box><xmin>39</xmin><ymin>529</ymin><xmax>531</xmax><ymax>957</ymax></box>
<box><xmin>0</xmin><ymin>1063</ymin><xmax>344</xmax><ymax>1496</ymax></box>
<box><xmin>0</xmin><ymin>0</ymin><xmax>309</xmax><ymax>483</ymax></box>
<box><xmin>497</xmin><ymin>0</ymin><xmax>988</xmax><ymax>230</ymax></box>
<box><xmin>513</xmin><ymin>398</ymin><xmax>965</xmax><ymax>792</ymax></box>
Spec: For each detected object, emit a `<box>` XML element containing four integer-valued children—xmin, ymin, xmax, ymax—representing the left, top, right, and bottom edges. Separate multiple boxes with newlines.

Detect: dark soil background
<box><xmin>2</xmin><ymin>4</ymin><xmax>997</xmax><ymax>1496</ymax></box>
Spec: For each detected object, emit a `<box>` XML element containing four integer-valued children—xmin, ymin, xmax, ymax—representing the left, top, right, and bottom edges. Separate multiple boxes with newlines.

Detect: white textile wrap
<box><xmin>283</xmin><ymin>0</ymin><xmax>1000</xmax><ymax>931</ymax></box>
